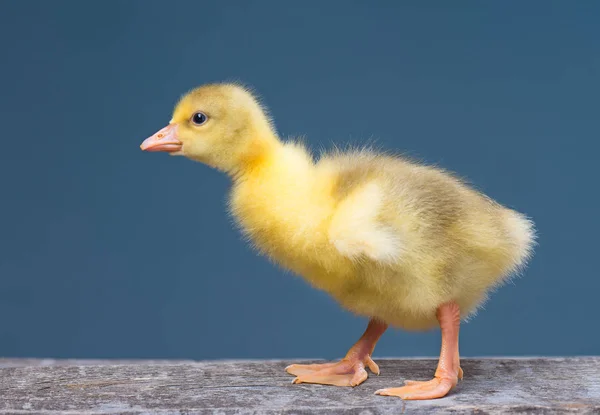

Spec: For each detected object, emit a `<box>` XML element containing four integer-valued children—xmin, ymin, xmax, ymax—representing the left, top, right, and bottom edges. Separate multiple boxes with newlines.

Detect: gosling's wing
<box><xmin>328</xmin><ymin>180</ymin><xmax>404</xmax><ymax>265</ymax></box>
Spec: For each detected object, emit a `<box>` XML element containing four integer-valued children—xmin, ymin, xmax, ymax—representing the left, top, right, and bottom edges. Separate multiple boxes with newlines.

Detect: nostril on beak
<box><xmin>140</xmin><ymin>123</ymin><xmax>181</xmax><ymax>152</ymax></box>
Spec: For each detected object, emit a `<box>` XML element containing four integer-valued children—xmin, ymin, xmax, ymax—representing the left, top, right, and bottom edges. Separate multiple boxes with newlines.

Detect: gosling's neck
<box><xmin>228</xmin><ymin>133</ymin><xmax>330</xmax><ymax>226</ymax></box>
<box><xmin>228</xmin><ymin>135</ymin><xmax>282</xmax><ymax>180</ymax></box>
<box><xmin>230</xmin><ymin>132</ymin><xmax>318</xmax><ymax>186</ymax></box>
<box><xmin>228</xmin><ymin>140</ymin><xmax>335</xmax><ymax>270</ymax></box>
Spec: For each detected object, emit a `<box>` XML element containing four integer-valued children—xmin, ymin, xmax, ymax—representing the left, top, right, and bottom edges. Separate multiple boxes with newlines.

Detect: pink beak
<box><xmin>140</xmin><ymin>124</ymin><xmax>182</xmax><ymax>152</ymax></box>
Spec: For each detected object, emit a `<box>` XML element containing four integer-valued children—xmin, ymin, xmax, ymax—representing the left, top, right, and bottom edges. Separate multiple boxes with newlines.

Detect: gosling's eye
<box><xmin>191</xmin><ymin>112</ymin><xmax>208</xmax><ymax>125</ymax></box>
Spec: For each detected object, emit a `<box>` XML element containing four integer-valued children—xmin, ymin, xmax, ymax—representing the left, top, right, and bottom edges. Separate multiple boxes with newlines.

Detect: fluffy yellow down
<box><xmin>168</xmin><ymin>83</ymin><xmax>536</xmax><ymax>331</ymax></box>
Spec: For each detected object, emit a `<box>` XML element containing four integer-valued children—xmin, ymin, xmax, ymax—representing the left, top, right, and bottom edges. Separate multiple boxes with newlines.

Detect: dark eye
<box><xmin>191</xmin><ymin>112</ymin><xmax>208</xmax><ymax>125</ymax></box>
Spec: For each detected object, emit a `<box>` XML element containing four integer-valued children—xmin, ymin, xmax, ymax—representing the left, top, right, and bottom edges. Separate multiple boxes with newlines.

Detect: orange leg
<box><xmin>375</xmin><ymin>302</ymin><xmax>463</xmax><ymax>400</ymax></box>
<box><xmin>286</xmin><ymin>319</ymin><xmax>388</xmax><ymax>387</ymax></box>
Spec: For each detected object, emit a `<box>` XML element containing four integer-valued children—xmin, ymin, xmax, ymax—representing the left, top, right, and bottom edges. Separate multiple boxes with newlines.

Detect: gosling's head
<box><xmin>141</xmin><ymin>83</ymin><xmax>277</xmax><ymax>173</ymax></box>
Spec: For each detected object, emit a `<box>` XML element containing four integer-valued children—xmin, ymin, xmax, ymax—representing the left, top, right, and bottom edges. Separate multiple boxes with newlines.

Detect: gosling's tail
<box><xmin>504</xmin><ymin>209</ymin><xmax>537</xmax><ymax>272</ymax></box>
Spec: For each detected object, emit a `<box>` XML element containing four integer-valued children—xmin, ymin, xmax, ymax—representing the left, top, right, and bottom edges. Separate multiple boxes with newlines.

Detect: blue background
<box><xmin>1</xmin><ymin>1</ymin><xmax>598</xmax><ymax>360</ymax></box>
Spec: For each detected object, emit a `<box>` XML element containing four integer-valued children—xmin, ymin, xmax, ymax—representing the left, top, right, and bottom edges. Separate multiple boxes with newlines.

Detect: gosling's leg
<box><xmin>286</xmin><ymin>319</ymin><xmax>388</xmax><ymax>387</ymax></box>
<box><xmin>375</xmin><ymin>301</ymin><xmax>463</xmax><ymax>400</ymax></box>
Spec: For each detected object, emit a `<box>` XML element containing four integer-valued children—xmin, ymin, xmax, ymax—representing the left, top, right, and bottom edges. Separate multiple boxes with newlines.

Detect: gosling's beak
<box><xmin>140</xmin><ymin>124</ymin><xmax>182</xmax><ymax>152</ymax></box>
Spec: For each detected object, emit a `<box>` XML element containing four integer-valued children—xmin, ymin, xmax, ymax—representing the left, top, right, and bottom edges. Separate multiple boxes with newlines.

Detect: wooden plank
<box><xmin>0</xmin><ymin>358</ymin><xmax>599</xmax><ymax>414</ymax></box>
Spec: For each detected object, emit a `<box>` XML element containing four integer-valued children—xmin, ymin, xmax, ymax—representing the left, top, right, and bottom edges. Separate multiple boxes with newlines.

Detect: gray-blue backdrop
<box><xmin>1</xmin><ymin>1</ymin><xmax>597</xmax><ymax>360</ymax></box>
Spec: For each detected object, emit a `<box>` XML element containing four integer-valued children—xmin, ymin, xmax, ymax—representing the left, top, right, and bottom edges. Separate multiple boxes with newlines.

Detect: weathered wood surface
<box><xmin>1</xmin><ymin>358</ymin><xmax>599</xmax><ymax>414</ymax></box>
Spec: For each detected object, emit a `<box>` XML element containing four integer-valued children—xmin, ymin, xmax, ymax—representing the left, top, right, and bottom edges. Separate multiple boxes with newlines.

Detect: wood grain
<box><xmin>1</xmin><ymin>358</ymin><xmax>599</xmax><ymax>414</ymax></box>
